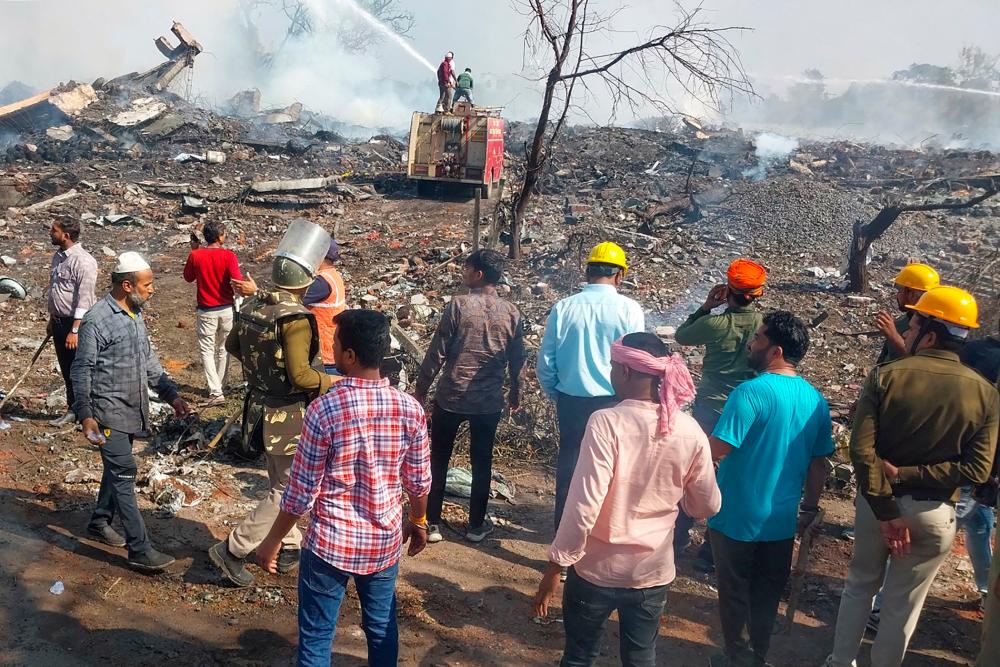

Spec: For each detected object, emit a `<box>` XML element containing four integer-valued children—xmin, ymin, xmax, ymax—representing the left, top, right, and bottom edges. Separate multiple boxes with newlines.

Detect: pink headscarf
<box><xmin>610</xmin><ymin>338</ymin><xmax>696</xmax><ymax>436</ymax></box>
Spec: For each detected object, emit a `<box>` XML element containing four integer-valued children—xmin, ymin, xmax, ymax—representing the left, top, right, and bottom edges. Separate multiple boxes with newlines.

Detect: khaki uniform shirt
<box><xmin>851</xmin><ymin>348</ymin><xmax>1000</xmax><ymax>521</ymax></box>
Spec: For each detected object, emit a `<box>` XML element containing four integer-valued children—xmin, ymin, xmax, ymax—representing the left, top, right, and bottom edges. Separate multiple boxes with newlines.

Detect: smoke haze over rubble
<box><xmin>0</xmin><ymin>0</ymin><xmax>998</xmax><ymax>145</ymax></box>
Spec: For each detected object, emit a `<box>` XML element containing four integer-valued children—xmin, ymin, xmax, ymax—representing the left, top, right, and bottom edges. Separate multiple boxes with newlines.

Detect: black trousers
<box><xmin>674</xmin><ymin>401</ymin><xmax>722</xmax><ymax>558</ymax></box>
<box><xmin>560</xmin><ymin>569</ymin><xmax>668</xmax><ymax>667</ymax></box>
<box><xmin>89</xmin><ymin>429</ymin><xmax>152</xmax><ymax>557</ymax></box>
<box><xmin>426</xmin><ymin>404</ymin><xmax>502</xmax><ymax>528</ymax></box>
<box><xmin>709</xmin><ymin>528</ymin><xmax>794</xmax><ymax>665</ymax></box>
<box><xmin>555</xmin><ymin>393</ymin><xmax>618</xmax><ymax>531</ymax></box>
<box><xmin>52</xmin><ymin>315</ymin><xmax>77</xmax><ymax>409</ymax></box>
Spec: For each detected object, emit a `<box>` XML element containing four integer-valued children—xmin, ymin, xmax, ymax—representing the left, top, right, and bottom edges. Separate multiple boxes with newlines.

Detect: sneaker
<box><xmin>208</xmin><ymin>540</ymin><xmax>254</xmax><ymax>587</ymax></box>
<box><xmin>128</xmin><ymin>548</ymin><xmax>176</xmax><ymax>573</ymax></box>
<box><xmin>427</xmin><ymin>524</ymin><xmax>443</xmax><ymax>544</ymax></box>
<box><xmin>865</xmin><ymin>609</ymin><xmax>880</xmax><ymax>633</ymax></box>
<box><xmin>86</xmin><ymin>524</ymin><xmax>126</xmax><ymax>548</ymax></box>
<box><xmin>277</xmin><ymin>548</ymin><xmax>300</xmax><ymax>574</ymax></box>
<box><xmin>465</xmin><ymin>518</ymin><xmax>495</xmax><ymax>543</ymax></box>
<box><xmin>49</xmin><ymin>411</ymin><xmax>76</xmax><ymax>427</ymax></box>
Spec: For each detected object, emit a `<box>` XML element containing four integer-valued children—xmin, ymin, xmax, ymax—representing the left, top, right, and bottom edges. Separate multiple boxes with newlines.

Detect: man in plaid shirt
<box><xmin>257</xmin><ymin>309</ymin><xmax>431</xmax><ymax>667</ymax></box>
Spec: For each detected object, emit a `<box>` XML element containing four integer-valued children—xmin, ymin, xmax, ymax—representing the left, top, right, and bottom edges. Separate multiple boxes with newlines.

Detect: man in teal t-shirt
<box><xmin>707</xmin><ymin>311</ymin><xmax>833</xmax><ymax>667</ymax></box>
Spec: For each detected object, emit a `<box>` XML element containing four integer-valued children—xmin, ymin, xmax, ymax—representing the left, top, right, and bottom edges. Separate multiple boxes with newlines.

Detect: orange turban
<box><xmin>727</xmin><ymin>259</ymin><xmax>767</xmax><ymax>296</ymax></box>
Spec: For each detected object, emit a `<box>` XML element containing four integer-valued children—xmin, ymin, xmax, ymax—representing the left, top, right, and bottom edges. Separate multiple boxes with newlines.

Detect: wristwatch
<box><xmin>71</xmin><ymin>326</ymin><xmax>80</xmax><ymax>334</ymax></box>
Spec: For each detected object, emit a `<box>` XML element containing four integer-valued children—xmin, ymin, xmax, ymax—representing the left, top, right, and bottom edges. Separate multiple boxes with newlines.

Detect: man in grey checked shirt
<box><xmin>71</xmin><ymin>252</ymin><xmax>191</xmax><ymax>572</ymax></box>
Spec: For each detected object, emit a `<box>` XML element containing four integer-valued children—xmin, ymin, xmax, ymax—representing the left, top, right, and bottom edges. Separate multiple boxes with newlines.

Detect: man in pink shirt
<box><xmin>534</xmin><ymin>332</ymin><xmax>721</xmax><ymax>666</ymax></box>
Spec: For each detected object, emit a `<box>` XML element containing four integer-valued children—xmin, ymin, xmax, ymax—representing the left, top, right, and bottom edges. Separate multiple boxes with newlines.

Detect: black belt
<box><xmin>893</xmin><ymin>491</ymin><xmax>955</xmax><ymax>504</ymax></box>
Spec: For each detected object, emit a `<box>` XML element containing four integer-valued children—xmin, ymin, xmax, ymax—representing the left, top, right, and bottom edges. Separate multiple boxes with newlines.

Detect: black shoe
<box><xmin>277</xmin><ymin>548</ymin><xmax>300</xmax><ymax>574</ymax></box>
<box><xmin>208</xmin><ymin>540</ymin><xmax>253</xmax><ymax>587</ymax></box>
<box><xmin>128</xmin><ymin>549</ymin><xmax>176</xmax><ymax>573</ymax></box>
<box><xmin>465</xmin><ymin>517</ymin><xmax>495</xmax><ymax>543</ymax></box>
<box><xmin>87</xmin><ymin>524</ymin><xmax>127</xmax><ymax>548</ymax></box>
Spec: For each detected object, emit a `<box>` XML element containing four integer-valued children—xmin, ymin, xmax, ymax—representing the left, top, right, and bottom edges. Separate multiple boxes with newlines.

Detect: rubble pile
<box><xmin>0</xmin><ymin>26</ymin><xmax>998</xmax><ymax>485</ymax></box>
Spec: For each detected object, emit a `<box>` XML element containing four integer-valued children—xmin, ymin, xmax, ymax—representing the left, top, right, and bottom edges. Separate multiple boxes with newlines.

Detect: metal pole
<box><xmin>472</xmin><ymin>188</ymin><xmax>481</xmax><ymax>250</ymax></box>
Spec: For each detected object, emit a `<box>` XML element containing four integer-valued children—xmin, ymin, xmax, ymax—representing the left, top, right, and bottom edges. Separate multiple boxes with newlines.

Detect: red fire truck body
<box><xmin>407</xmin><ymin>102</ymin><xmax>505</xmax><ymax>198</ymax></box>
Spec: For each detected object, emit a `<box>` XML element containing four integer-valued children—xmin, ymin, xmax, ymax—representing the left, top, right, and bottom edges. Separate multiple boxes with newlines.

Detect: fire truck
<box><xmin>406</xmin><ymin>101</ymin><xmax>505</xmax><ymax>198</ymax></box>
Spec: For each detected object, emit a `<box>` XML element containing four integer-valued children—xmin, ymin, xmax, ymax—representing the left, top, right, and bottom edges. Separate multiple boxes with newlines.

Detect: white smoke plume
<box><xmin>742</xmin><ymin>133</ymin><xmax>799</xmax><ymax>181</ymax></box>
<box><xmin>0</xmin><ymin>0</ymin><xmax>999</xmax><ymax>144</ymax></box>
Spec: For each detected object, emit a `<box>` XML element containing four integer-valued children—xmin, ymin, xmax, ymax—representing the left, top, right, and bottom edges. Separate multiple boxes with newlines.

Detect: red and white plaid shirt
<box><xmin>281</xmin><ymin>376</ymin><xmax>431</xmax><ymax>575</ymax></box>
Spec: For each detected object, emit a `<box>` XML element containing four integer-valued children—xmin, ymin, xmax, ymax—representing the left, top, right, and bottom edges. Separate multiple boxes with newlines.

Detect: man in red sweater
<box><xmin>183</xmin><ymin>221</ymin><xmax>243</xmax><ymax>404</ymax></box>
<box><xmin>436</xmin><ymin>51</ymin><xmax>455</xmax><ymax>113</ymax></box>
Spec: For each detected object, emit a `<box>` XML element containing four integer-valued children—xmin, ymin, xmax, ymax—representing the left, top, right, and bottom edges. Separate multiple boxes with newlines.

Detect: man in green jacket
<box><xmin>673</xmin><ymin>258</ymin><xmax>767</xmax><ymax>569</ymax></box>
<box><xmin>454</xmin><ymin>68</ymin><xmax>474</xmax><ymax>105</ymax></box>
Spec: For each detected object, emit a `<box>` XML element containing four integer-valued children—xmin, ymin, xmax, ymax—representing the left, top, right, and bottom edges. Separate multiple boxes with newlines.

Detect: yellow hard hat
<box><xmin>587</xmin><ymin>242</ymin><xmax>628</xmax><ymax>273</ymax></box>
<box><xmin>894</xmin><ymin>263</ymin><xmax>940</xmax><ymax>291</ymax></box>
<box><xmin>906</xmin><ymin>285</ymin><xmax>979</xmax><ymax>329</ymax></box>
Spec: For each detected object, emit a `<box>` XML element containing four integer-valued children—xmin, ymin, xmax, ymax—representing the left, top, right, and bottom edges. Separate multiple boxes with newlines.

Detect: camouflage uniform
<box><xmin>227</xmin><ymin>290</ymin><xmax>325</xmax><ymax>456</ymax></box>
<box><xmin>223</xmin><ymin>289</ymin><xmax>331</xmax><ymax>560</ymax></box>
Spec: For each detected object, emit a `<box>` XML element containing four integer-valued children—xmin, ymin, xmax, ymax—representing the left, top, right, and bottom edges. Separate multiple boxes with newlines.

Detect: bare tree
<box><xmin>506</xmin><ymin>1</ymin><xmax>753</xmax><ymax>259</ymax></box>
<box><xmin>846</xmin><ymin>180</ymin><xmax>1000</xmax><ymax>293</ymax></box>
<box><xmin>239</xmin><ymin>0</ymin><xmax>415</xmax><ymax>67</ymax></box>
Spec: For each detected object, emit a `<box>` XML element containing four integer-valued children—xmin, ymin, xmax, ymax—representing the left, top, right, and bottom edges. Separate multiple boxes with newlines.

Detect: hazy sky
<box><xmin>1</xmin><ymin>0</ymin><xmax>998</xmax><ymax>126</ymax></box>
<box><xmin>397</xmin><ymin>0</ymin><xmax>1000</xmax><ymax>87</ymax></box>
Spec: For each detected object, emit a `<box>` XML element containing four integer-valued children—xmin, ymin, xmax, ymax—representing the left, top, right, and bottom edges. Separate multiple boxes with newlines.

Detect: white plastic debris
<box><xmin>49</xmin><ymin>581</ymin><xmax>65</xmax><ymax>595</ymax></box>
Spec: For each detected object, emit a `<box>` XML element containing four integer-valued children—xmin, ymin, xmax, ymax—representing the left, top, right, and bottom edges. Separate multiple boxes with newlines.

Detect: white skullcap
<box><xmin>113</xmin><ymin>251</ymin><xmax>151</xmax><ymax>274</ymax></box>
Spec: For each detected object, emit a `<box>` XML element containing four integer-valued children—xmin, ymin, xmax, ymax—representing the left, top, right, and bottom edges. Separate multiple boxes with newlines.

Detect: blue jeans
<box><xmin>958</xmin><ymin>493</ymin><xmax>995</xmax><ymax>593</ymax></box>
<box><xmin>560</xmin><ymin>569</ymin><xmax>668</xmax><ymax>667</ymax></box>
<box><xmin>297</xmin><ymin>549</ymin><xmax>400</xmax><ymax>667</ymax></box>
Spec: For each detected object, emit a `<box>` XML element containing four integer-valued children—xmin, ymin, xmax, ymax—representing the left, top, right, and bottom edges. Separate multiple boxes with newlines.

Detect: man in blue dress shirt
<box><xmin>536</xmin><ymin>242</ymin><xmax>645</xmax><ymax>533</ymax></box>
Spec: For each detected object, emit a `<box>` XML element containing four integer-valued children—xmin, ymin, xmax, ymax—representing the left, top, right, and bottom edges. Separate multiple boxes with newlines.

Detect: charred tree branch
<box><xmin>847</xmin><ymin>183</ymin><xmax>1000</xmax><ymax>292</ymax></box>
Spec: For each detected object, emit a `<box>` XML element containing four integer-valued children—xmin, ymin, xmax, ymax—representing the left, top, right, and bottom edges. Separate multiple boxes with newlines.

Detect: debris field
<box><xmin>1</xmin><ymin>24</ymin><xmax>999</xmax><ymax>667</ymax></box>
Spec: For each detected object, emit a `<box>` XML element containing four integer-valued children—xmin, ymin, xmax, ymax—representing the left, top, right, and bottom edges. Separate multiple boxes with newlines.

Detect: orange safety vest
<box><xmin>307</xmin><ymin>267</ymin><xmax>346</xmax><ymax>365</ymax></box>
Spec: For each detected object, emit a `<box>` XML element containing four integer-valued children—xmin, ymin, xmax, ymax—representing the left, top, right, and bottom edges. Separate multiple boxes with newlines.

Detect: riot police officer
<box><xmin>209</xmin><ymin>220</ymin><xmax>334</xmax><ymax>587</ymax></box>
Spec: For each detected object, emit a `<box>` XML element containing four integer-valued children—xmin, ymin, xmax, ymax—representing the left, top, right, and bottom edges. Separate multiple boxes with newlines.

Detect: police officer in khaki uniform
<box><xmin>209</xmin><ymin>220</ymin><xmax>334</xmax><ymax>587</ymax></box>
<box><xmin>825</xmin><ymin>286</ymin><xmax>999</xmax><ymax>667</ymax></box>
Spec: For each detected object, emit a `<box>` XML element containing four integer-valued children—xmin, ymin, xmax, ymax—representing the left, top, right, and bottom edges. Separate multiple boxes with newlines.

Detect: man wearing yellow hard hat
<box><xmin>536</xmin><ymin>241</ymin><xmax>644</xmax><ymax>550</ymax></box>
<box><xmin>826</xmin><ymin>286</ymin><xmax>999</xmax><ymax>667</ymax></box>
<box><xmin>874</xmin><ymin>263</ymin><xmax>940</xmax><ymax>363</ymax></box>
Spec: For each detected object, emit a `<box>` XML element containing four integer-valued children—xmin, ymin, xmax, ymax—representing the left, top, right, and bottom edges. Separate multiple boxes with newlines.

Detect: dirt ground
<box><xmin>0</xmin><ymin>171</ymin><xmax>992</xmax><ymax>667</ymax></box>
<box><xmin>0</xmin><ymin>442</ymin><xmax>987</xmax><ymax>667</ymax></box>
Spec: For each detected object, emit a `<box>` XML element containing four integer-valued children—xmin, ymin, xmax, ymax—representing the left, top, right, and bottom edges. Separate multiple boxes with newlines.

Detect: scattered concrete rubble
<box><xmin>0</xmin><ymin>17</ymin><xmax>997</xmax><ymax>555</ymax></box>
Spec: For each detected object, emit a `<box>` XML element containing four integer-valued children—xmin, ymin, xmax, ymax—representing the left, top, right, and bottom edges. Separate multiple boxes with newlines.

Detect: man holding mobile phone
<box><xmin>673</xmin><ymin>258</ymin><xmax>767</xmax><ymax>570</ymax></box>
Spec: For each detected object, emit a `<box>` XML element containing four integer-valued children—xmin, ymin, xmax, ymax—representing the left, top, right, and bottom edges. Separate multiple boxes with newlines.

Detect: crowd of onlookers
<box><xmin>44</xmin><ymin>216</ymin><xmax>998</xmax><ymax>666</ymax></box>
